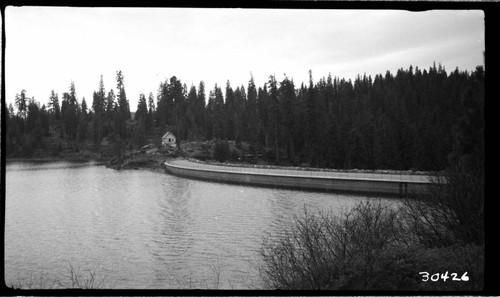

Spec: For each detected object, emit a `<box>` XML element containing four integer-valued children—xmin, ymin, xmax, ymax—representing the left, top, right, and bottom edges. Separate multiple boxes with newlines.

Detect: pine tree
<box><xmin>156</xmin><ymin>81</ymin><xmax>168</xmax><ymax>132</ymax></box>
<box><xmin>77</xmin><ymin>97</ymin><xmax>88</xmax><ymax>142</ymax></box>
<box><xmin>147</xmin><ymin>92</ymin><xmax>156</xmax><ymax>133</ymax></box>
<box><xmin>116</xmin><ymin>70</ymin><xmax>131</xmax><ymax>120</ymax></box>
<box><xmin>169</xmin><ymin>76</ymin><xmax>186</xmax><ymax>146</ymax></box>
<box><xmin>47</xmin><ymin>90</ymin><xmax>61</xmax><ymax>120</ymax></box>
<box><xmin>205</xmin><ymin>89</ymin><xmax>215</xmax><ymax>140</ymax></box>
<box><xmin>81</xmin><ymin>97</ymin><xmax>88</xmax><ymax>116</ymax></box>
<box><xmin>106</xmin><ymin>89</ymin><xmax>115</xmax><ymax>118</ymax></box>
<box><xmin>92</xmin><ymin>76</ymin><xmax>107</xmax><ymax>145</ymax></box>
<box><xmin>26</xmin><ymin>98</ymin><xmax>39</xmax><ymax>135</ymax></box>
<box><xmin>62</xmin><ymin>82</ymin><xmax>79</xmax><ymax>141</ymax></box>
<box><xmin>96</xmin><ymin>75</ymin><xmax>106</xmax><ymax>111</ymax></box>
<box><xmin>225</xmin><ymin>81</ymin><xmax>235</xmax><ymax>140</ymax></box>
<box><xmin>233</xmin><ymin>85</ymin><xmax>246</xmax><ymax>141</ymax></box>
<box><xmin>115</xmin><ymin>71</ymin><xmax>129</xmax><ymax>137</ymax></box>
<box><xmin>306</xmin><ymin>70</ymin><xmax>320</xmax><ymax>166</ymax></box>
<box><xmin>186</xmin><ymin>85</ymin><xmax>198</xmax><ymax>139</ymax></box>
<box><xmin>449</xmin><ymin>86</ymin><xmax>484</xmax><ymax>164</ymax></box>
<box><xmin>135</xmin><ymin>93</ymin><xmax>148</xmax><ymax>122</ymax></box>
<box><xmin>212</xmin><ymin>84</ymin><xmax>225</xmax><ymax>140</ymax></box>
<box><xmin>267</xmin><ymin>75</ymin><xmax>280</xmax><ymax>162</ymax></box>
<box><xmin>257</xmin><ymin>85</ymin><xmax>269</xmax><ymax>146</ymax></box>
<box><xmin>279</xmin><ymin>76</ymin><xmax>297</xmax><ymax>162</ymax></box>
<box><xmin>196</xmin><ymin>81</ymin><xmax>206</xmax><ymax>138</ymax></box>
<box><xmin>15</xmin><ymin>90</ymin><xmax>28</xmax><ymax>120</ymax></box>
<box><xmin>133</xmin><ymin>117</ymin><xmax>147</xmax><ymax>149</ymax></box>
<box><xmin>39</xmin><ymin>104</ymin><xmax>50</xmax><ymax>137</ymax></box>
<box><xmin>246</xmin><ymin>74</ymin><xmax>258</xmax><ymax>143</ymax></box>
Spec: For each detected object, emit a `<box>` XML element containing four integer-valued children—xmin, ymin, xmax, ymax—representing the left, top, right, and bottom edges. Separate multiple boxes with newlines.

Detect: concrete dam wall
<box><xmin>164</xmin><ymin>160</ymin><xmax>432</xmax><ymax>196</ymax></box>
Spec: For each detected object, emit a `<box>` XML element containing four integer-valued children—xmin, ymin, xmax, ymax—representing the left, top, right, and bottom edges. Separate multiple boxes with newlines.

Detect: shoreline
<box><xmin>6</xmin><ymin>154</ymin><xmax>438</xmax><ymax>177</ymax></box>
<box><xmin>5</xmin><ymin>153</ymin><xmax>171</xmax><ymax>172</ymax></box>
<box><xmin>5</xmin><ymin>156</ymin><xmax>111</xmax><ymax>163</ymax></box>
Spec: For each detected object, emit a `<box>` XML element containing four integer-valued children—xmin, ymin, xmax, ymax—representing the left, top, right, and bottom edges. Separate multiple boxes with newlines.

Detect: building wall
<box><xmin>162</xmin><ymin>135</ymin><xmax>176</xmax><ymax>147</ymax></box>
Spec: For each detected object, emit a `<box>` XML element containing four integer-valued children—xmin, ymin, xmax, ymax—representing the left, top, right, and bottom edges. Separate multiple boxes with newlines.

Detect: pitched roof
<box><xmin>162</xmin><ymin>131</ymin><xmax>176</xmax><ymax>138</ymax></box>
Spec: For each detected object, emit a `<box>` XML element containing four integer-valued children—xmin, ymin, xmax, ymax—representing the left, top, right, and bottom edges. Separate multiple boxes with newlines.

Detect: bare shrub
<box><xmin>12</xmin><ymin>269</ymin><xmax>58</xmax><ymax>289</ymax></box>
<box><xmin>258</xmin><ymin>200</ymin><xmax>403</xmax><ymax>290</ymax></box>
<box><xmin>9</xmin><ymin>263</ymin><xmax>111</xmax><ymax>289</ymax></box>
<box><xmin>258</xmin><ymin>199</ymin><xmax>484</xmax><ymax>290</ymax></box>
<box><xmin>59</xmin><ymin>263</ymin><xmax>110</xmax><ymax>289</ymax></box>
<box><xmin>210</xmin><ymin>260</ymin><xmax>222</xmax><ymax>290</ymax></box>
<box><xmin>258</xmin><ymin>151</ymin><xmax>484</xmax><ymax>290</ymax></box>
<box><xmin>399</xmin><ymin>154</ymin><xmax>484</xmax><ymax>247</ymax></box>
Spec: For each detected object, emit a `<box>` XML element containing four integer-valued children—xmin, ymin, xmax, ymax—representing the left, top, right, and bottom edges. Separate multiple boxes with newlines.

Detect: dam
<box><xmin>165</xmin><ymin>159</ymin><xmax>433</xmax><ymax>196</ymax></box>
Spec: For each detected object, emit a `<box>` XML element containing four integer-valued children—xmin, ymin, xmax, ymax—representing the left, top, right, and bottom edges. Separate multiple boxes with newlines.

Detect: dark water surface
<box><xmin>5</xmin><ymin>161</ymin><xmax>397</xmax><ymax>289</ymax></box>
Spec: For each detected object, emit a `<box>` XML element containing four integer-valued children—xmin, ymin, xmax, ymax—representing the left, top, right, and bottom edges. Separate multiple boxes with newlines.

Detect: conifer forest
<box><xmin>5</xmin><ymin>64</ymin><xmax>484</xmax><ymax>172</ymax></box>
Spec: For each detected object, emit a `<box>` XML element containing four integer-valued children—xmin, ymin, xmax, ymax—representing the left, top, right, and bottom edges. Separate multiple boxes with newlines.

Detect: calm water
<box><xmin>5</xmin><ymin>161</ymin><xmax>397</xmax><ymax>289</ymax></box>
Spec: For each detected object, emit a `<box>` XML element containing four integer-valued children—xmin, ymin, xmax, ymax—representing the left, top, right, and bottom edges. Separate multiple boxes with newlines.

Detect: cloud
<box><xmin>5</xmin><ymin>7</ymin><xmax>484</xmax><ymax>110</ymax></box>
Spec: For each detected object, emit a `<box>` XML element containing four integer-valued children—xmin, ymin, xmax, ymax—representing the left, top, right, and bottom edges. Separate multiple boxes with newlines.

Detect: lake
<box><xmin>5</xmin><ymin>161</ymin><xmax>397</xmax><ymax>289</ymax></box>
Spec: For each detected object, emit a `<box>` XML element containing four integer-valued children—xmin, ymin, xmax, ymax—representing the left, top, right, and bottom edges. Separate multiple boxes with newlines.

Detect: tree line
<box><xmin>5</xmin><ymin>63</ymin><xmax>484</xmax><ymax>171</ymax></box>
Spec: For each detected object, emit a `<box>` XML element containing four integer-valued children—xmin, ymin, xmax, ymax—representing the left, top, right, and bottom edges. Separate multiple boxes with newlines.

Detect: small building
<box><xmin>162</xmin><ymin>131</ymin><xmax>177</xmax><ymax>147</ymax></box>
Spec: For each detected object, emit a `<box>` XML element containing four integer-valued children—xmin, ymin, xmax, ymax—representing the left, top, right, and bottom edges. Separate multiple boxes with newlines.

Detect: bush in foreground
<box><xmin>259</xmin><ymin>199</ymin><xmax>484</xmax><ymax>290</ymax></box>
<box><xmin>259</xmin><ymin>146</ymin><xmax>484</xmax><ymax>290</ymax></box>
<box><xmin>9</xmin><ymin>263</ymin><xmax>111</xmax><ymax>289</ymax></box>
<box><xmin>400</xmin><ymin>153</ymin><xmax>484</xmax><ymax>248</ymax></box>
<box><xmin>259</xmin><ymin>201</ymin><xmax>401</xmax><ymax>290</ymax></box>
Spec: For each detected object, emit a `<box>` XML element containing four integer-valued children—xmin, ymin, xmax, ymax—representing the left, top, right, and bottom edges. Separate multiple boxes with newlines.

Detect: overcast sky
<box><xmin>5</xmin><ymin>7</ymin><xmax>484</xmax><ymax>111</ymax></box>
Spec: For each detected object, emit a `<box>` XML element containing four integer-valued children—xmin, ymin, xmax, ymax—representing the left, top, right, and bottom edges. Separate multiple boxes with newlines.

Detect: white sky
<box><xmin>4</xmin><ymin>7</ymin><xmax>484</xmax><ymax>112</ymax></box>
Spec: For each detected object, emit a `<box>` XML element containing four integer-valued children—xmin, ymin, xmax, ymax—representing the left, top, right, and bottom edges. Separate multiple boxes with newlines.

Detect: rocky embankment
<box><xmin>105</xmin><ymin>140</ymin><xmax>219</xmax><ymax>171</ymax></box>
<box><xmin>105</xmin><ymin>143</ymin><xmax>180</xmax><ymax>171</ymax></box>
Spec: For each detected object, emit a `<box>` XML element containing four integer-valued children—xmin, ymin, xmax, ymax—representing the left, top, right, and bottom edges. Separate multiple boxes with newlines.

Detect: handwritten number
<box><xmin>461</xmin><ymin>271</ymin><xmax>469</xmax><ymax>281</ymax></box>
<box><xmin>441</xmin><ymin>271</ymin><xmax>449</xmax><ymax>281</ymax></box>
<box><xmin>420</xmin><ymin>271</ymin><xmax>467</xmax><ymax>282</ymax></box>
<box><xmin>419</xmin><ymin>272</ymin><xmax>429</xmax><ymax>282</ymax></box>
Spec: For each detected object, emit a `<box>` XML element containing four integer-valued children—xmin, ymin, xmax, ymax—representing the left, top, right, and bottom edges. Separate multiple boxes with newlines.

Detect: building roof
<box><xmin>162</xmin><ymin>131</ymin><xmax>176</xmax><ymax>139</ymax></box>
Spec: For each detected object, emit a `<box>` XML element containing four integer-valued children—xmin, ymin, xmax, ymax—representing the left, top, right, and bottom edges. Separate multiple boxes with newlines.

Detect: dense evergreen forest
<box><xmin>5</xmin><ymin>63</ymin><xmax>484</xmax><ymax>171</ymax></box>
